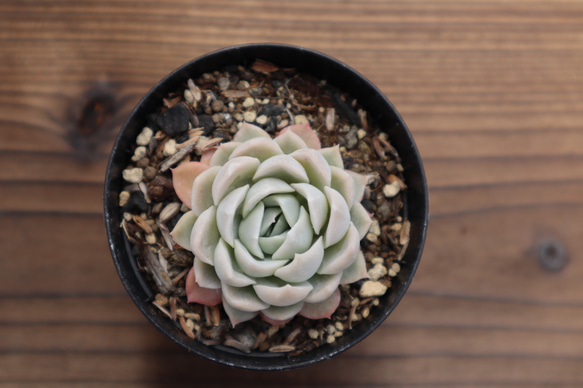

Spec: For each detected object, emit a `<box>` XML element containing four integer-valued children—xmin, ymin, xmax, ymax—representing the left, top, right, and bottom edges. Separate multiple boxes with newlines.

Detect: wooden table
<box><xmin>2</xmin><ymin>1</ymin><xmax>583</xmax><ymax>386</ymax></box>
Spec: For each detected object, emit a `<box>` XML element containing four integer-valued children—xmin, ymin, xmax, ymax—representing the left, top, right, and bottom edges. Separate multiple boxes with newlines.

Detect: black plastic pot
<box><xmin>104</xmin><ymin>43</ymin><xmax>428</xmax><ymax>370</ymax></box>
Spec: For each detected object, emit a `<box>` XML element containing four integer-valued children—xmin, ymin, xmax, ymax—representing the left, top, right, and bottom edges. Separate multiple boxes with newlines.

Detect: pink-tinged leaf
<box><xmin>200</xmin><ymin>147</ymin><xmax>218</xmax><ymax>164</ymax></box>
<box><xmin>300</xmin><ymin>289</ymin><xmax>341</xmax><ymax>319</ymax></box>
<box><xmin>259</xmin><ymin>312</ymin><xmax>292</xmax><ymax>326</ymax></box>
<box><xmin>279</xmin><ymin>123</ymin><xmax>321</xmax><ymax>150</ymax></box>
<box><xmin>186</xmin><ymin>267</ymin><xmax>222</xmax><ymax>306</ymax></box>
<box><xmin>171</xmin><ymin>162</ymin><xmax>209</xmax><ymax>209</ymax></box>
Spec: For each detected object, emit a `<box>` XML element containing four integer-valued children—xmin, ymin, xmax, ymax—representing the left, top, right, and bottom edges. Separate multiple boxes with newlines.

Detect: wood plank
<box><xmin>389</xmin><ymin>294</ymin><xmax>583</xmax><ymax>332</ymax></box>
<box><xmin>0</xmin><ymin>182</ymin><xmax>103</xmax><ymax>214</ymax></box>
<box><xmin>0</xmin><ymin>153</ymin><xmax>107</xmax><ymax>183</ymax></box>
<box><xmin>0</xmin><ymin>324</ymin><xmax>174</xmax><ymax>353</ymax></box>
<box><xmin>2</xmin><ymin>323</ymin><xmax>583</xmax><ymax>359</ymax></box>
<box><xmin>0</xmin><ymin>214</ymin><xmax>125</xmax><ymax>296</ymax></box>
<box><xmin>424</xmin><ymin>156</ymin><xmax>583</xmax><ymax>188</ymax></box>
<box><xmin>1</xmin><ymin>353</ymin><xmax>582</xmax><ymax>385</ymax></box>
<box><xmin>0</xmin><ymin>385</ymin><xmax>576</xmax><ymax>388</ymax></box>
<box><xmin>1</xmin><ymin>2</ymin><xmax>582</xmax><ymax>52</ymax></box>
<box><xmin>416</xmin><ymin>130</ymin><xmax>583</xmax><ymax>160</ymax></box>
<box><xmin>416</xmin><ymin>205</ymin><xmax>583</xmax><ymax>304</ymax></box>
<box><xmin>3</xmin><ymin>292</ymin><xmax>583</xmax><ymax>333</ymax></box>
<box><xmin>2</xmin><ymin>46</ymin><xmax>583</xmax><ymax>97</ymax></box>
<box><xmin>0</xmin><ymin>297</ymin><xmax>142</xmax><ymax>324</ymax></box>
<box><xmin>429</xmin><ymin>181</ymin><xmax>583</xmax><ymax>216</ymax></box>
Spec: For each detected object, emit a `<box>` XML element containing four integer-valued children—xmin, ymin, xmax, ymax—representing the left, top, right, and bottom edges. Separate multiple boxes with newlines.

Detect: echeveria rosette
<box><xmin>170</xmin><ymin>122</ymin><xmax>373</xmax><ymax>326</ymax></box>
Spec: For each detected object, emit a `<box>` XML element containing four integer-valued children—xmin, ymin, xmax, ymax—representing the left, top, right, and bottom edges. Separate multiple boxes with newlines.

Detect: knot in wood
<box><xmin>536</xmin><ymin>238</ymin><xmax>567</xmax><ymax>272</ymax></box>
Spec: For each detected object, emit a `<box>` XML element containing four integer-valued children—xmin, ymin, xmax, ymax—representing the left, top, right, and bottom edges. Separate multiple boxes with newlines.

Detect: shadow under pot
<box><xmin>104</xmin><ymin>43</ymin><xmax>428</xmax><ymax>370</ymax></box>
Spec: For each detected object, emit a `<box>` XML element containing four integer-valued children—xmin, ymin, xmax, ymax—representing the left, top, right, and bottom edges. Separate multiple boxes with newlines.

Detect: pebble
<box><xmin>362</xmin><ymin>307</ymin><xmax>370</xmax><ymax>319</ymax></box>
<box><xmin>234</xmin><ymin>112</ymin><xmax>244</xmax><ymax>122</ymax></box>
<box><xmin>308</xmin><ymin>329</ymin><xmax>319</xmax><ymax>339</ymax></box>
<box><xmin>326</xmin><ymin>335</ymin><xmax>336</xmax><ymax>344</ymax></box>
<box><xmin>136</xmin><ymin>157</ymin><xmax>150</xmax><ymax>168</ymax></box>
<box><xmin>371</xmin><ymin>256</ymin><xmax>384</xmax><ymax>265</ymax></box>
<box><xmin>249</xmin><ymin>87</ymin><xmax>263</xmax><ymax>96</ymax></box>
<box><xmin>325</xmin><ymin>108</ymin><xmax>335</xmax><ymax>131</ymax></box>
<box><xmin>197</xmin><ymin>114</ymin><xmax>215</xmax><ymax>135</ymax></box>
<box><xmin>368</xmin><ymin>263</ymin><xmax>388</xmax><ymax>281</ymax></box>
<box><xmin>237</xmin><ymin>80</ymin><xmax>250</xmax><ymax>90</ymax></box>
<box><xmin>256</xmin><ymin>115</ymin><xmax>268</xmax><ymax>125</ymax></box>
<box><xmin>183</xmin><ymin>89</ymin><xmax>194</xmax><ymax>104</ymax></box>
<box><xmin>131</xmin><ymin>146</ymin><xmax>147</xmax><ymax>162</ymax></box>
<box><xmin>278</xmin><ymin>119</ymin><xmax>289</xmax><ymax>129</ymax></box>
<box><xmin>243</xmin><ymin>111</ymin><xmax>257</xmax><ymax>122</ymax></box>
<box><xmin>143</xmin><ymin>166</ymin><xmax>157</xmax><ymax>181</ymax></box>
<box><xmin>163</xmin><ymin>139</ymin><xmax>177</xmax><ymax>156</ymax></box>
<box><xmin>361</xmin><ymin>199</ymin><xmax>375</xmax><ymax>213</ymax></box>
<box><xmin>357</xmin><ymin>129</ymin><xmax>367</xmax><ymax>140</ymax></box>
<box><xmin>295</xmin><ymin>114</ymin><xmax>309</xmax><ymax>125</ymax></box>
<box><xmin>389</xmin><ymin>262</ymin><xmax>401</xmax><ymax>277</ymax></box>
<box><xmin>119</xmin><ymin>191</ymin><xmax>130</xmax><ymax>207</ymax></box>
<box><xmin>242</xmin><ymin>97</ymin><xmax>255</xmax><ymax>108</ymax></box>
<box><xmin>155</xmin><ymin>103</ymin><xmax>190</xmax><ymax>136</ymax></box>
<box><xmin>146</xmin><ymin>233</ymin><xmax>157</xmax><ymax>245</ymax></box>
<box><xmin>265</xmin><ymin>118</ymin><xmax>277</xmax><ymax>133</ymax></box>
<box><xmin>359</xmin><ymin>280</ymin><xmax>388</xmax><ymax>298</ymax></box>
<box><xmin>217</xmin><ymin>77</ymin><xmax>231</xmax><ymax>91</ymax></box>
<box><xmin>124</xmin><ymin>191</ymin><xmax>148</xmax><ymax>212</ymax></box>
<box><xmin>122</xmin><ymin>168</ymin><xmax>143</xmax><ymax>183</ymax></box>
<box><xmin>382</xmin><ymin>181</ymin><xmax>401</xmax><ymax>198</ymax></box>
<box><xmin>366</xmin><ymin>233</ymin><xmax>378</xmax><ymax>243</ymax></box>
<box><xmin>344</xmin><ymin>128</ymin><xmax>358</xmax><ymax>150</ymax></box>
<box><xmin>369</xmin><ymin>219</ymin><xmax>381</xmax><ymax>236</ymax></box>
<box><xmin>377</xmin><ymin>202</ymin><xmax>392</xmax><ymax>220</ymax></box>
<box><xmin>211</xmin><ymin>99</ymin><xmax>225</xmax><ymax>112</ymax></box>
<box><xmin>211</xmin><ymin>113</ymin><xmax>222</xmax><ymax>123</ymax></box>
<box><xmin>136</xmin><ymin>127</ymin><xmax>153</xmax><ymax>146</ymax></box>
<box><xmin>261</xmin><ymin>104</ymin><xmax>284</xmax><ymax>116</ymax></box>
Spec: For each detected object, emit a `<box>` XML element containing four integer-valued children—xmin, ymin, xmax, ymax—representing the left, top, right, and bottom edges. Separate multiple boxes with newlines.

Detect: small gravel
<box><xmin>382</xmin><ymin>181</ymin><xmax>401</xmax><ymax>198</ymax></box>
<box><xmin>122</xmin><ymin>167</ymin><xmax>143</xmax><ymax>183</ymax></box>
<box><xmin>368</xmin><ymin>264</ymin><xmax>388</xmax><ymax>281</ymax></box>
<box><xmin>243</xmin><ymin>111</ymin><xmax>257</xmax><ymax>122</ymax></box>
<box><xmin>359</xmin><ymin>281</ymin><xmax>388</xmax><ymax>298</ymax></box>
<box><xmin>217</xmin><ymin>77</ymin><xmax>231</xmax><ymax>91</ymax></box>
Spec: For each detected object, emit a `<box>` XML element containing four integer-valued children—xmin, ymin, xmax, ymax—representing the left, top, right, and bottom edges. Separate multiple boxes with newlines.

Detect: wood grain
<box><xmin>2</xmin><ymin>0</ymin><xmax>583</xmax><ymax>386</ymax></box>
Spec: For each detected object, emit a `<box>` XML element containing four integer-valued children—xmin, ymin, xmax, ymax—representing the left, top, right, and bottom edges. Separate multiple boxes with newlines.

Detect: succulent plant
<box><xmin>170</xmin><ymin>122</ymin><xmax>372</xmax><ymax>326</ymax></box>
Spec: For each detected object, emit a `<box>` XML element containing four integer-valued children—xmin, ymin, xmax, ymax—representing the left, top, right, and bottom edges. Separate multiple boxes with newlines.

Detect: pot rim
<box><xmin>104</xmin><ymin>43</ymin><xmax>428</xmax><ymax>370</ymax></box>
